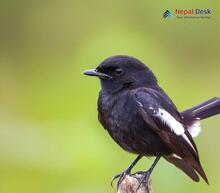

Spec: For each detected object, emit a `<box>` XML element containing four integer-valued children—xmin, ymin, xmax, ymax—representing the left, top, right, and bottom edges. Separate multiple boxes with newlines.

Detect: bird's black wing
<box><xmin>132</xmin><ymin>87</ymin><xmax>208</xmax><ymax>183</ymax></box>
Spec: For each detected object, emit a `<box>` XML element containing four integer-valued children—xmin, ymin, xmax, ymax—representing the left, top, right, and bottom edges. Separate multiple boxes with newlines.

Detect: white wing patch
<box><xmin>171</xmin><ymin>153</ymin><xmax>182</xmax><ymax>160</ymax></box>
<box><xmin>153</xmin><ymin>108</ymin><xmax>196</xmax><ymax>152</ymax></box>
<box><xmin>155</xmin><ymin>108</ymin><xmax>184</xmax><ymax>135</ymax></box>
<box><xmin>188</xmin><ymin>119</ymin><xmax>201</xmax><ymax>138</ymax></box>
<box><xmin>136</xmin><ymin>98</ymin><xmax>197</xmax><ymax>153</ymax></box>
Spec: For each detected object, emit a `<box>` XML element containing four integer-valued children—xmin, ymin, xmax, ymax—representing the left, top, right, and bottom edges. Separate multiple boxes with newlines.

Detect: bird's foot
<box><xmin>133</xmin><ymin>170</ymin><xmax>150</xmax><ymax>191</ymax></box>
<box><xmin>111</xmin><ymin>168</ymin><xmax>131</xmax><ymax>188</ymax></box>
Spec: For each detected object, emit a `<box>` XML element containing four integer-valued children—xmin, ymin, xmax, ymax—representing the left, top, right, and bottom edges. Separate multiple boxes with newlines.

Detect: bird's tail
<box><xmin>164</xmin><ymin>155</ymin><xmax>199</xmax><ymax>182</ymax></box>
<box><xmin>182</xmin><ymin>97</ymin><xmax>220</xmax><ymax>120</ymax></box>
<box><xmin>181</xmin><ymin>97</ymin><xmax>220</xmax><ymax>138</ymax></box>
<box><xmin>164</xmin><ymin>154</ymin><xmax>209</xmax><ymax>184</ymax></box>
<box><xmin>175</xmin><ymin>97</ymin><xmax>220</xmax><ymax>183</ymax></box>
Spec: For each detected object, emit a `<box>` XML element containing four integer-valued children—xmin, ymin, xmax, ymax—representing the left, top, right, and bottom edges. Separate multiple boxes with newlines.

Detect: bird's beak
<box><xmin>83</xmin><ymin>69</ymin><xmax>111</xmax><ymax>79</ymax></box>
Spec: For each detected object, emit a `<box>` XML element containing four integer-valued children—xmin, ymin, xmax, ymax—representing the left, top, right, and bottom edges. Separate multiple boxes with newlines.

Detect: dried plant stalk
<box><xmin>117</xmin><ymin>174</ymin><xmax>153</xmax><ymax>193</ymax></box>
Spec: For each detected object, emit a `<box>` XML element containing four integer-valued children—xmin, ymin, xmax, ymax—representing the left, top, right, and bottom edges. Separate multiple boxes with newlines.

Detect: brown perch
<box><xmin>117</xmin><ymin>174</ymin><xmax>153</xmax><ymax>193</ymax></box>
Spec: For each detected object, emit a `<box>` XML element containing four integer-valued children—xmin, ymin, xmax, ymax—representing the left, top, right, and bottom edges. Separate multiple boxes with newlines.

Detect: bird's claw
<box><xmin>135</xmin><ymin>171</ymin><xmax>150</xmax><ymax>192</ymax></box>
<box><xmin>111</xmin><ymin>169</ymin><xmax>131</xmax><ymax>188</ymax></box>
<box><xmin>111</xmin><ymin>174</ymin><xmax>121</xmax><ymax>187</ymax></box>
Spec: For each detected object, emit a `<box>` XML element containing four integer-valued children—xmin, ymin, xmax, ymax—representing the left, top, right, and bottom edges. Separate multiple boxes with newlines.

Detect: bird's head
<box><xmin>83</xmin><ymin>55</ymin><xmax>157</xmax><ymax>93</ymax></box>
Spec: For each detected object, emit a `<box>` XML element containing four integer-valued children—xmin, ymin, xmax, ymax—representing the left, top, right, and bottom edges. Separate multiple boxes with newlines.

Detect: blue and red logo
<box><xmin>163</xmin><ymin>8</ymin><xmax>211</xmax><ymax>19</ymax></box>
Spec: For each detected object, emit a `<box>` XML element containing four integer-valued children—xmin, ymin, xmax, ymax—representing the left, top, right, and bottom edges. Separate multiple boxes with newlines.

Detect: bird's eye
<box><xmin>114</xmin><ymin>68</ymin><xmax>123</xmax><ymax>76</ymax></box>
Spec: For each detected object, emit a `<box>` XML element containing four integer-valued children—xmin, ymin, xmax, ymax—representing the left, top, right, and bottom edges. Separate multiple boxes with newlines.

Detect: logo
<box><xmin>163</xmin><ymin>10</ymin><xmax>172</xmax><ymax>19</ymax></box>
<box><xmin>163</xmin><ymin>8</ymin><xmax>212</xmax><ymax>20</ymax></box>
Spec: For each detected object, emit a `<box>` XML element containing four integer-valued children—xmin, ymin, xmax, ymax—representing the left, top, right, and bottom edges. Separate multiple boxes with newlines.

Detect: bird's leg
<box><xmin>111</xmin><ymin>155</ymin><xmax>143</xmax><ymax>188</ymax></box>
<box><xmin>135</xmin><ymin>156</ymin><xmax>161</xmax><ymax>191</ymax></box>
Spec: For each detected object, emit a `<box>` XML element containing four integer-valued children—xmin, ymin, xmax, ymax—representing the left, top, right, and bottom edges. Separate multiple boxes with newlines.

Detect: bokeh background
<box><xmin>0</xmin><ymin>1</ymin><xmax>219</xmax><ymax>193</ymax></box>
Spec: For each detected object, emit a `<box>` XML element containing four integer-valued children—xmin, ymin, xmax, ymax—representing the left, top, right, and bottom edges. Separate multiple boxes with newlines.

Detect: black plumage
<box><xmin>83</xmin><ymin>55</ymin><xmax>220</xmax><ymax>187</ymax></box>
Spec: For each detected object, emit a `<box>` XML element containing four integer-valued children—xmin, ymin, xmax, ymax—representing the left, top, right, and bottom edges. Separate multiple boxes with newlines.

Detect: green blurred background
<box><xmin>0</xmin><ymin>0</ymin><xmax>219</xmax><ymax>193</ymax></box>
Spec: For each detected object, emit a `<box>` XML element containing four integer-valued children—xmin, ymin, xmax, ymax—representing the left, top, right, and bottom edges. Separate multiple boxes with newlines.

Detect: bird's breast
<box><xmin>97</xmin><ymin>90</ymin><xmax>171</xmax><ymax>156</ymax></box>
<box><xmin>98</xmin><ymin>91</ymin><xmax>137</xmax><ymax>132</ymax></box>
<box><xmin>98</xmin><ymin>91</ymin><xmax>138</xmax><ymax>150</ymax></box>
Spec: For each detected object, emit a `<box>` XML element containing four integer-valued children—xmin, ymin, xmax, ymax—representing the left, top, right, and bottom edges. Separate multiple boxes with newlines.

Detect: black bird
<box><xmin>83</xmin><ymin>55</ymin><xmax>220</xmax><ymax>188</ymax></box>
